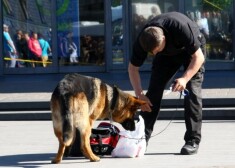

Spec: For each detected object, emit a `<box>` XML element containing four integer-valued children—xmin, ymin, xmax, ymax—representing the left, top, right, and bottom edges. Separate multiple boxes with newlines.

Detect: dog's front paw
<box><xmin>90</xmin><ymin>156</ymin><xmax>100</xmax><ymax>162</ymax></box>
<box><xmin>51</xmin><ymin>158</ymin><xmax>61</xmax><ymax>164</ymax></box>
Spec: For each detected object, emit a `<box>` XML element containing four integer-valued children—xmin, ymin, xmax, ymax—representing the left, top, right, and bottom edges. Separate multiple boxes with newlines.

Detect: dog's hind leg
<box><xmin>79</xmin><ymin>123</ymin><xmax>100</xmax><ymax>162</ymax></box>
<box><xmin>51</xmin><ymin>131</ymin><xmax>66</xmax><ymax>164</ymax></box>
<box><xmin>51</xmin><ymin>121</ymin><xmax>75</xmax><ymax>164</ymax></box>
<box><xmin>72</xmin><ymin>93</ymin><xmax>100</xmax><ymax>162</ymax></box>
<box><xmin>74</xmin><ymin>115</ymin><xmax>100</xmax><ymax>161</ymax></box>
<box><xmin>51</xmin><ymin>95</ymin><xmax>73</xmax><ymax>164</ymax></box>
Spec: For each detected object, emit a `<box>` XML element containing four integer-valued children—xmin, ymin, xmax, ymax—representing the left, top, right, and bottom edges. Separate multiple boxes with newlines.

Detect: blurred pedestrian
<box><xmin>28</xmin><ymin>32</ymin><xmax>42</xmax><ymax>67</ymax></box>
<box><xmin>3</xmin><ymin>24</ymin><xmax>17</xmax><ymax>68</ymax></box>
<box><xmin>38</xmin><ymin>33</ymin><xmax>51</xmax><ymax>67</ymax></box>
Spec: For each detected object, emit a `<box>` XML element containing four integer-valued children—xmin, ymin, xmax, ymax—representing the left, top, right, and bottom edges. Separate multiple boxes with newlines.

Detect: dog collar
<box><xmin>110</xmin><ymin>85</ymin><xmax>118</xmax><ymax>111</ymax></box>
<box><xmin>109</xmin><ymin>85</ymin><xmax>119</xmax><ymax>123</ymax></box>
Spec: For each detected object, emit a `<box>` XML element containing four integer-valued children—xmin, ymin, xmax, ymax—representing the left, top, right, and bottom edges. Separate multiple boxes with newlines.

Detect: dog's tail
<box><xmin>60</xmin><ymin>94</ymin><xmax>74</xmax><ymax>146</ymax></box>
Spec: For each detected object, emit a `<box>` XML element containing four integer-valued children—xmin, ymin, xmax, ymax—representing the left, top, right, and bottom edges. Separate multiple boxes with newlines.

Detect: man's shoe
<box><xmin>180</xmin><ymin>140</ymin><xmax>199</xmax><ymax>155</ymax></box>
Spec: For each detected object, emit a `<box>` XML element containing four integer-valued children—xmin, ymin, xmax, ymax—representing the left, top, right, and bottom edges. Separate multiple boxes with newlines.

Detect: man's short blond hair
<box><xmin>139</xmin><ymin>26</ymin><xmax>164</xmax><ymax>52</ymax></box>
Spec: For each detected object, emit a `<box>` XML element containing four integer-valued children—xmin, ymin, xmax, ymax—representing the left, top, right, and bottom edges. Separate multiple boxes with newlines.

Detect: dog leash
<box><xmin>122</xmin><ymin>88</ymin><xmax>189</xmax><ymax>141</ymax></box>
<box><xmin>149</xmin><ymin>87</ymin><xmax>189</xmax><ymax>138</ymax></box>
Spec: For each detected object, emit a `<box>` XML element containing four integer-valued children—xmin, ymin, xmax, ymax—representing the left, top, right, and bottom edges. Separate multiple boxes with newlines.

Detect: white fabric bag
<box><xmin>111</xmin><ymin>115</ymin><xmax>146</xmax><ymax>158</ymax></box>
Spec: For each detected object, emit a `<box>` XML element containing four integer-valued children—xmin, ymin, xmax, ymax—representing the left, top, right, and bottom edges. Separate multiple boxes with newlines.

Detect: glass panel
<box><xmin>56</xmin><ymin>0</ymin><xmax>105</xmax><ymax>66</ymax></box>
<box><xmin>112</xmin><ymin>49</ymin><xmax>124</xmax><ymax>64</ymax></box>
<box><xmin>2</xmin><ymin>0</ymin><xmax>52</xmax><ymax>68</ymax></box>
<box><xmin>112</xmin><ymin>0</ymin><xmax>123</xmax><ymax>47</ymax></box>
<box><xmin>131</xmin><ymin>0</ymin><xmax>179</xmax><ymax>64</ymax></box>
<box><xmin>185</xmin><ymin>0</ymin><xmax>234</xmax><ymax>61</ymax></box>
<box><xmin>112</xmin><ymin>0</ymin><xmax>124</xmax><ymax>64</ymax></box>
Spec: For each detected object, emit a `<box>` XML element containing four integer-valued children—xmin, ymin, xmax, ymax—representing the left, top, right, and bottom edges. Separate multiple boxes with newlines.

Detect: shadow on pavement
<box><xmin>0</xmin><ymin>153</ymin><xmax>55</xmax><ymax>167</ymax></box>
<box><xmin>145</xmin><ymin>153</ymin><xmax>179</xmax><ymax>155</ymax></box>
<box><xmin>0</xmin><ymin>153</ymin><xmax>106</xmax><ymax>167</ymax></box>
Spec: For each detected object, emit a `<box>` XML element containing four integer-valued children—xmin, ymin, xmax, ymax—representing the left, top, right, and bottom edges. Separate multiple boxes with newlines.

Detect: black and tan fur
<box><xmin>51</xmin><ymin>73</ymin><xmax>146</xmax><ymax>164</ymax></box>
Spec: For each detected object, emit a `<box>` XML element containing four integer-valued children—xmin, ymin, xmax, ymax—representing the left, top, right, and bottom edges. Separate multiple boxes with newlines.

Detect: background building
<box><xmin>0</xmin><ymin>0</ymin><xmax>234</xmax><ymax>75</ymax></box>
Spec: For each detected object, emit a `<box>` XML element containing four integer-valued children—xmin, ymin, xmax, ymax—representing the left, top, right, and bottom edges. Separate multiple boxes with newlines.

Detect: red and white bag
<box><xmin>111</xmin><ymin>116</ymin><xmax>146</xmax><ymax>158</ymax></box>
<box><xmin>90</xmin><ymin>122</ymin><xmax>120</xmax><ymax>155</ymax></box>
<box><xmin>64</xmin><ymin>122</ymin><xmax>119</xmax><ymax>157</ymax></box>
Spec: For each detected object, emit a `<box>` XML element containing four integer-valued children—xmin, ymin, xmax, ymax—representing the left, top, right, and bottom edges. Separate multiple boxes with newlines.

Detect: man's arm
<box><xmin>128</xmin><ymin>62</ymin><xmax>143</xmax><ymax>97</ymax></box>
<box><xmin>172</xmin><ymin>48</ymin><xmax>205</xmax><ymax>92</ymax></box>
<box><xmin>128</xmin><ymin>62</ymin><xmax>152</xmax><ymax>112</ymax></box>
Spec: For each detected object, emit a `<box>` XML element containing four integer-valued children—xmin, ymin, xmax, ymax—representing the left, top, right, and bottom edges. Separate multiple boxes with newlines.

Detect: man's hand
<box><xmin>172</xmin><ymin>48</ymin><xmax>205</xmax><ymax>92</ymax></box>
<box><xmin>138</xmin><ymin>94</ymin><xmax>152</xmax><ymax>112</ymax></box>
<box><xmin>172</xmin><ymin>78</ymin><xmax>187</xmax><ymax>92</ymax></box>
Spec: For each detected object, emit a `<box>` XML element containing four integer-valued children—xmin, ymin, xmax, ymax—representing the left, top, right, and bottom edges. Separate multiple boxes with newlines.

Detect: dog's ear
<box><xmin>129</xmin><ymin>96</ymin><xmax>147</xmax><ymax>110</ymax></box>
<box><xmin>134</xmin><ymin>97</ymin><xmax>147</xmax><ymax>107</ymax></box>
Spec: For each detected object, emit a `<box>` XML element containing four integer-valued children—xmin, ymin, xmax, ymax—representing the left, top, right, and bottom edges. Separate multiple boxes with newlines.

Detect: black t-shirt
<box><xmin>131</xmin><ymin>12</ymin><xmax>203</xmax><ymax>67</ymax></box>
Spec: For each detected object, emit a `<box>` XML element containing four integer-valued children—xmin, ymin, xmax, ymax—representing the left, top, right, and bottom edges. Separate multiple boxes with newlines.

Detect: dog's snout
<box><xmin>121</xmin><ymin>119</ymin><xmax>135</xmax><ymax>131</ymax></box>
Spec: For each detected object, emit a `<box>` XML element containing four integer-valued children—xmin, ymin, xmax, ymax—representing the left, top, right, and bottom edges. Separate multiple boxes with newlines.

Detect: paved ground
<box><xmin>0</xmin><ymin>120</ymin><xmax>235</xmax><ymax>168</ymax></box>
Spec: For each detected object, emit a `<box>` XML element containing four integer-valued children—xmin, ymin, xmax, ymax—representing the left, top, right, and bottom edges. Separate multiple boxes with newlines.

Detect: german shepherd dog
<box><xmin>51</xmin><ymin>73</ymin><xmax>146</xmax><ymax>164</ymax></box>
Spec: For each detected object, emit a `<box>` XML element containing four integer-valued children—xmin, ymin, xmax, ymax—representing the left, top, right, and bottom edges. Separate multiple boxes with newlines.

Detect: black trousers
<box><xmin>140</xmin><ymin>49</ymin><xmax>205</xmax><ymax>144</ymax></box>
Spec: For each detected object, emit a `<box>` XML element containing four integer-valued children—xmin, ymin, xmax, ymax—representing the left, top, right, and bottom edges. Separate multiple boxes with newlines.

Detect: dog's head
<box><xmin>112</xmin><ymin>89</ymin><xmax>147</xmax><ymax>131</ymax></box>
<box><xmin>120</xmin><ymin>117</ymin><xmax>136</xmax><ymax>131</ymax></box>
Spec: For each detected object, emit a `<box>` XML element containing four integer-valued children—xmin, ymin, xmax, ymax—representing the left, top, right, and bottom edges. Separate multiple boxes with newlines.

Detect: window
<box><xmin>185</xmin><ymin>0</ymin><xmax>234</xmax><ymax>61</ymax></box>
<box><xmin>2</xmin><ymin>0</ymin><xmax>52</xmax><ymax>68</ymax></box>
<box><xmin>131</xmin><ymin>0</ymin><xmax>179</xmax><ymax>65</ymax></box>
<box><xmin>56</xmin><ymin>0</ymin><xmax>105</xmax><ymax>66</ymax></box>
<box><xmin>112</xmin><ymin>0</ymin><xmax>124</xmax><ymax>65</ymax></box>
